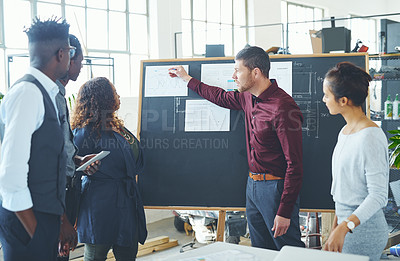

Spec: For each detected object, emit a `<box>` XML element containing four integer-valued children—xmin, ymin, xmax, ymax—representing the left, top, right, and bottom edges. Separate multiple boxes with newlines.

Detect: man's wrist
<box><xmin>184</xmin><ymin>76</ymin><xmax>192</xmax><ymax>82</ymax></box>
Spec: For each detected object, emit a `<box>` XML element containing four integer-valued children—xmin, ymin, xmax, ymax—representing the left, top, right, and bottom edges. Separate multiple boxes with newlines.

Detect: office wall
<box><xmin>149</xmin><ymin>0</ymin><xmax>182</xmax><ymax>59</ymax></box>
<box><xmin>247</xmin><ymin>0</ymin><xmax>395</xmax><ymax>50</ymax></box>
<box><xmin>296</xmin><ymin>0</ymin><xmax>389</xmax><ymax>17</ymax></box>
<box><xmin>385</xmin><ymin>1</ymin><xmax>400</xmax><ymax>22</ymax></box>
<box><xmin>247</xmin><ymin>0</ymin><xmax>283</xmax><ymax>50</ymax></box>
<box><xmin>154</xmin><ymin>0</ymin><xmax>398</xmax><ymax>58</ymax></box>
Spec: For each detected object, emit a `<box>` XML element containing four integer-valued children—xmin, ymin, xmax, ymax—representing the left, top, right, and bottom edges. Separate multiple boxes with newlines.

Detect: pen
<box><xmin>169</xmin><ymin>68</ymin><xmax>178</xmax><ymax>77</ymax></box>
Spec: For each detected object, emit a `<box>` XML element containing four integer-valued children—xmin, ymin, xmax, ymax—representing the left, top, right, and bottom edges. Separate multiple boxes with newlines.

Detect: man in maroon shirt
<box><xmin>169</xmin><ymin>46</ymin><xmax>304</xmax><ymax>250</ymax></box>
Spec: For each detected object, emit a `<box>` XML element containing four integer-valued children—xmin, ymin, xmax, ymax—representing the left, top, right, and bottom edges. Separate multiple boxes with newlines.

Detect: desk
<box><xmin>157</xmin><ymin>242</ymin><xmax>278</xmax><ymax>261</ymax></box>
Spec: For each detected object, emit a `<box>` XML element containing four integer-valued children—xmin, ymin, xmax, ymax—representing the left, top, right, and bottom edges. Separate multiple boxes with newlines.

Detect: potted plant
<box><xmin>389</xmin><ymin>129</ymin><xmax>400</xmax><ymax>168</ymax></box>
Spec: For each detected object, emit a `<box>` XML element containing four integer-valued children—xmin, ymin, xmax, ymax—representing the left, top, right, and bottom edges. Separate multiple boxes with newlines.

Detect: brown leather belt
<box><xmin>249</xmin><ymin>172</ymin><xmax>284</xmax><ymax>181</ymax></box>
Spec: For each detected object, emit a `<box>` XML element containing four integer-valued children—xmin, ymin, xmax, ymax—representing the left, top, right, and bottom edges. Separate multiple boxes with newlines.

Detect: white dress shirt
<box><xmin>331</xmin><ymin>126</ymin><xmax>389</xmax><ymax>224</ymax></box>
<box><xmin>0</xmin><ymin>67</ymin><xmax>60</xmax><ymax>212</ymax></box>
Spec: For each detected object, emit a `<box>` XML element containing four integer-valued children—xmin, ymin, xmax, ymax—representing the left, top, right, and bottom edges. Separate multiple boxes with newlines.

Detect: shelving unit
<box><xmin>369</xmin><ymin>53</ymin><xmax>400</xmax><ymax>126</ymax></box>
<box><xmin>369</xmin><ymin>53</ymin><xmax>400</xmax><ymax>234</ymax></box>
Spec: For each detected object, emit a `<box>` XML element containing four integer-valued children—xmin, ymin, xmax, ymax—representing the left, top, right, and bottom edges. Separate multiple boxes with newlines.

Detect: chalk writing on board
<box><xmin>292</xmin><ymin>63</ymin><xmax>320</xmax><ymax>138</ymax></box>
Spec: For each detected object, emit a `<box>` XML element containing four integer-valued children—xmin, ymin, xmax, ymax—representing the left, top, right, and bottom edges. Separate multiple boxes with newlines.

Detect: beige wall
<box><xmin>149</xmin><ymin>0</ymin><xmax>182</xmax><ymax>59</ymax></box>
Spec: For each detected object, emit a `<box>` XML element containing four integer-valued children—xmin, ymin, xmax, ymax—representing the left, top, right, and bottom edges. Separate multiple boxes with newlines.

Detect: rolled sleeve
<box><xmin>0</xmin><ymin>83</ymin><xmax>43</xmax><ymax>212</ymax></box>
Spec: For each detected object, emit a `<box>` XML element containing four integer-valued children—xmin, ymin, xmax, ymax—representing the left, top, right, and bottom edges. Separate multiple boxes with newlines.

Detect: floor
<box><xmin>67</xmin><ymin>216</ymin><xmax>251</xmax><ymax>260</ymax></box>
<box><xmin>0</xmin><ymin>216</ymin><xmax>399</xmax><ymax>260</ymax></box>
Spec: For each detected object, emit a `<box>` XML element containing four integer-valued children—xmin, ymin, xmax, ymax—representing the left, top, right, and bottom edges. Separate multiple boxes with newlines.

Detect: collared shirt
<box><xmin>188</xmin><ymin>78</ymin><xmax>303</xmax><ymax>218</ymax></box>
<box><xmin>56</xmin><ymin>80</ymin><xmax>78</xmax><ymax>177</ymax></box>
<box><xmin>0</xmin><ymin>67</ymin><xmax>60</xmax><ymax>212</ymax></box>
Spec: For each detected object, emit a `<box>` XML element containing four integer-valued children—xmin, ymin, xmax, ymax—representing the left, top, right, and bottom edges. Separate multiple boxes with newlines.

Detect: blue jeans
<box><xmin>84</xmin><ymin>243</ymin><xmax>138</xmax><ymax>261</ymax></box>
<box><xmin>246</xmin><ymin>177</ymin><xmax>304</xmax><ymax>250</ymax></box>
<box><xmin>0</xmin><ymin>206</ymin><xmax>61</xmax><ymax>261</ymax></box>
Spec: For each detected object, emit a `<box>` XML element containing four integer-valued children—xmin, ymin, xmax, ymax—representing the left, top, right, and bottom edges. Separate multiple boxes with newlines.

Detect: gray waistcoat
<box><xmin>14</xmin><ymin>74</ymin><xmax>66</xmax><ymax>215</ymax></box>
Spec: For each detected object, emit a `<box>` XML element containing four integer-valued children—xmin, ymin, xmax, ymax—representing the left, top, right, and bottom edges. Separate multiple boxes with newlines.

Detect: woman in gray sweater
<box><xmin>322</xmin><ymin>62</ymin><xmax>389</xmax><ymax>261</ymax></box>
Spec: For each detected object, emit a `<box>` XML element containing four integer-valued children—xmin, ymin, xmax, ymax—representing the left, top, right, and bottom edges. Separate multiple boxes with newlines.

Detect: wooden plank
<box><xmin>105</xmin><ymin>239</ymin><xmax>179</xmax><ymax>260</ymax></box>
<box><xmin>72</xmin><ymin>238</ymin><xmax>178</xmax><ymax>260</ymax></box>
<box><xmin>137</xmin><ymin>239</ymin><xmax>179</xmax><ymax>257</ymax></box>
<box><xmin>386</xmin><ymin>230</ymin><xmax>400</xmax><ymax>249</ymax></box>
<box><xmin>140</xmin><ymin>53</ymin><xmax>368</xmax><ymax>64</ymax></box>
<box><xmin>143</xmin><ymin>206</ymin><xmax>246</xmax><ymax>211</ymax></box>
<box><xmin>138</xmin><ymin>236</ymin><xmax>170</xmax><ymax>251</ymax></box>
<box><xmin>321</xmin><ymin>212</ymin><xmax>335</xmax><ymax>245</ymax></box>
<box><xmin>216</xmin><ymin>210</ymin><xmax>226</xmax><ymax>242</ymax></box>
<box><xmin>107</xmin><ymin>250</ymin><xmax>114</xmax><ymax>259</ymax></box>
<box><xmin>300</xmin><ymin>209</ymin><xmax>334</xmax><ymax>213</ymax></box>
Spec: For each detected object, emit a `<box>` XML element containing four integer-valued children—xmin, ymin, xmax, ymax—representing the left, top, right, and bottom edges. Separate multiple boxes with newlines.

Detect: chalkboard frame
<box><xmin>137</xmin><ymin>53</ymin><xmax>369</xmax><ymax>212</ymax></box>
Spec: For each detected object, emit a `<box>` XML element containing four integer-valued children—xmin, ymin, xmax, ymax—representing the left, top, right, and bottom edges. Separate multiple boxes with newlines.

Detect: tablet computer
<box><xmin>76</xmin><ymin>151</ymin><xmax>110</xmax><ymax>172</ymax></box>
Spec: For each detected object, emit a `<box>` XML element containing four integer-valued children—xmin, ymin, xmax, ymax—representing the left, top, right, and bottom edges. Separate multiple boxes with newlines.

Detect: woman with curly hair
<box><xmin>71</xmin><ymin>77</ymin><xmax>147</xmax><ymax>261</ymax></box>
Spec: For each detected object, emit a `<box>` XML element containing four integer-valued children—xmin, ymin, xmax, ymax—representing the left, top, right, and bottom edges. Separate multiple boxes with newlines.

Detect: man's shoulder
<box><xmin>7</xmin><ymin>80</ymin><xmax>42</xmax><ymax>100</ymax></box>
<box><xmin>269</xmin><ymin>89</ymin><xmax>298</xmax><ymax>108</ymax></box>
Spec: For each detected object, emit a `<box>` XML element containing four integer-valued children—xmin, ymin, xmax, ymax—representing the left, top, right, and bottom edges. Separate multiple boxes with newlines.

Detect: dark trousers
<box><xmin>0</xmin><ymin>205</ymin><xmax>61</xmax><ymax>261</ymax></box>
<box><xmin>246</xmin><ymin>177</ymin><xmax>305</xmax><ymax>250</ymax></box>
<box><xmin>84</xmin><ymin>243</ymin><xmax>138</xmax><ymax>261</ymax></box>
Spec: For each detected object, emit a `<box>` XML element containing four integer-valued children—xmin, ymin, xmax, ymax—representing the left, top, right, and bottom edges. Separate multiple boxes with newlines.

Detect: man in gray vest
<box><xmin>0</xmin><ymin>17</ymin><xmax>72</xmax><ymax>260</ymax></box>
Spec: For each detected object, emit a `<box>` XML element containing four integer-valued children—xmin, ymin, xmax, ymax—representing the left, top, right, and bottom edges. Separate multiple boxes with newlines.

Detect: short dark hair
<box><xmin>325</xmin><ymin>62</ymin><xmax>372</xmax><ymax>106</ymax></box>
<box><xmin>25</xmin><ymin>17</ymin><xmax>70</xmax><ymax>43</ymax></box>
<box><xmin>235</xmin><ymin>46</ymin><xmax>270</xmax><ymax>78</ymax></box>
<box><xmin>69</xmin><ymin>34</ymin><xmax>83</xmax><ymax>60</ymax></box>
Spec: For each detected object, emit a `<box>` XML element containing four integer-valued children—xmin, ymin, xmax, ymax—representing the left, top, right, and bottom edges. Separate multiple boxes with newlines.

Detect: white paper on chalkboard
<box><xmin>201</xmin><ymin>63</ymin><xmax>236</xmax><ymax>91</ymax></box>
<box><xmin>145</xmin><ymin>65</ymin><xmax>189</xmax><ymax>97</ymax></box>
<box><xmin>270</xmin><ymin>61</ymin><xmax>292</xmax><ymax>96</ymax></box>
<box><xmin>185</xmin><ymin>100</ymin><xmax>230</xmax><ymax>132</ymax></box>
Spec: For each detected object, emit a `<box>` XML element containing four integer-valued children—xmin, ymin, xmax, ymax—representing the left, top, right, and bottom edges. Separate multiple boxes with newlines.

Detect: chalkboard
<box><xmin>138</xmin><ymin>54</ymin><xmax>368</xmax><ymax>210</ymax></box>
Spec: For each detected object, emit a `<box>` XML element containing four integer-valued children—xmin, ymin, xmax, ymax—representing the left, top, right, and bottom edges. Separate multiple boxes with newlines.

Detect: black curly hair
<box><xmin>71</xmin><ymin>77</ymin><xmax>124</xmax><ymax>136</ymax></box>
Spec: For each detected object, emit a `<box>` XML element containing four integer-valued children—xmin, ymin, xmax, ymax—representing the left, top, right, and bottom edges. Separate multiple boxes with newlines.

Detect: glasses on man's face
<box><xmin>67</xmin><ymin>46</ymin><xmax>76</xmax><ymax>58</ymax></box>
<box><xmin>56</xmin><ymin>46</ymin><xmax>76</xmax><ymax>59</ymax></box>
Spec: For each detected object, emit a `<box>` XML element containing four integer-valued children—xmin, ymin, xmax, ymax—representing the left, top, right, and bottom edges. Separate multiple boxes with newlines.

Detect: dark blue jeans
<box><xmin>84</xmin><ymin>243</ymin><xmax>138</xmax><ymax>261</ymax></box>
<box><xmin>0</xmin><ymin>206</ymin><xmax>61</xmax><ymax>261</ymax></box>
<box><xmin>246</xmin><ymin>177</ymin><xmax>304</xmax><ymax>250</ymax></box>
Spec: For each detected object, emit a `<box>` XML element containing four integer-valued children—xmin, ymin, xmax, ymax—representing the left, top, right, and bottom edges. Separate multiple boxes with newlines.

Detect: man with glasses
<box><xmin>0</xmin><ymin>17</ymin><xmax>72</xmax><ymax>260</ymax></box>
<box><xmin>55</xmin><ymin>34</ymin><xmax>100</xmax><ymax>261</ymax></box>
